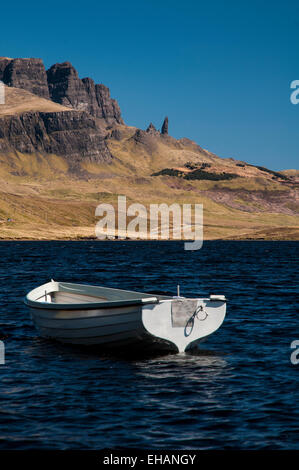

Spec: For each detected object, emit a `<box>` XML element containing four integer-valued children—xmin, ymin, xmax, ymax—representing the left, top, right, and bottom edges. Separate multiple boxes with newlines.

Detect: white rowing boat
<box><xmin>24</xmin><ymin>281</ymin><xmax>226</xmax><ymax>353</ymax></box>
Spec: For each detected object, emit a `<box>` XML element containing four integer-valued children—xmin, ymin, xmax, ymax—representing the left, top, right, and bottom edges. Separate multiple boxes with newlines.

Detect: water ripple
<box><xmin>0</xmin><ymin>241</ymin><xmax>298</xmax><ymax>449</ymax></box>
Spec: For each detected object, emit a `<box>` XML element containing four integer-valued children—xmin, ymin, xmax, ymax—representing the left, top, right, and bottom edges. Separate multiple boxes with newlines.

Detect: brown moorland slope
<box><xmin>0</xmin><ymin>58</ymin><xmax>298</xmax><ymax>240</ymax></box>
<box><xmin>0</xmin><ymin>121</ymin><xmax>298</xmax><ymax>240</ymax></box>
<box><xmin>0</xmin><ymin>85</ymin><xmax>70</xmax><ymax>115</ymax></box>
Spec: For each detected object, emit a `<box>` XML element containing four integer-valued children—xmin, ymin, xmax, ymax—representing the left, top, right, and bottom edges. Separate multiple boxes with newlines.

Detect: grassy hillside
<box><xmin>0</xmin><ymin>86</ymin><xmax>70</xmax><ymax>115</ymax></box>
<box><xmin>0</xmin><ymin>122</ymin><xmax>298</xmax><ymax>240</ymax></box>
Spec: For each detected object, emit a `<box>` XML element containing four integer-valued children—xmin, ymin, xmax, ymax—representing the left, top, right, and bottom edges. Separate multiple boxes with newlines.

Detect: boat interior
<box><xmin>27</xmin><ymin>281</ymin><xmax>170</xmax><ymax>305</ymax></box>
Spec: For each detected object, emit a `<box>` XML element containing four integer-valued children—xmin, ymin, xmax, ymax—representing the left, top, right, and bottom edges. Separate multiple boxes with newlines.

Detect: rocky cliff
<box><xmin>47</xmin><ymin>62</ymin><xmax>123</xmax><ymax>125</ymax></box>
<box><xmin>0</xmin><ymin>56</ymin><xmax>123</xmax><ymax>166</ymax></box>
<box><xmin>0</xmin><ymin>57</ymin><xmax>50</xmax><ymax>99</ymax></box>
<box><xmin>0</xmin><ymin>108</ymin><xmax>112</xmax><ymax>165</ymax></box>
<box><xmin>0</xmin><ymin>57</ymin><xmax>123</xmax><ymax>126</ymax></box>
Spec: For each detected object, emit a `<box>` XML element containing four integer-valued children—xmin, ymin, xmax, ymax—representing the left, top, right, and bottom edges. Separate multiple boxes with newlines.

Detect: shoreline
<box><xmin>1</xmin><ymin>225</ymin><xmax>298</xmax><ymax>242</ymax></box>
<box><xmin>0</xmin><ymin>237</ymin><xmax>298</xmax><ymax>242</ymax></box>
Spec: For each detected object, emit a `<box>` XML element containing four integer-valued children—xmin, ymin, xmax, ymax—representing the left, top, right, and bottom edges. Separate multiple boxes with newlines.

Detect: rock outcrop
<box><xmin>146</xmin><ymin>122</ymin><xmax>160</xmax><ymax>136</ymax></box>
<box><xmin>93</xmin><ymin>83</ymin><xmax>123</xmax><ymax>126</ymax></box>
<box><xmin>0</xmin><ymin>56</ymin><xmax>126</xmax><ymax>166</ymax></box>
<box><xmin>47</xmin><ymin>62</ymin><xmax>123</xmax><ymax>125</ymax></box>
<box><xmin>0</xmin><ymin>58</ymin><xmax>50</xmax><ymax>99</ymax></box>
<box><xmin>130</xmin><ymin>128</ymin><xmax>159</xmax><ymax>154</ymax></box>
<box><xmin>0</xmin><ymin>57</ymin><xmax>124</xmax><ymax>127</ymax></box>
<box><xmin>0</xmin><ymin>58</ymin><xmax>12</xmax><ymax>81</ymax></box>
<box><xmin>129</xmin><ymin>117</ymin><xmax>172</xmax><ymax>153</ymax></box>
<box><xmin>108</xmin><ymin>128</ymin><xmax>123</xmax><ymax>141</ymax></box>
<box><xmin>0</xmin><ymin>110</ymin><xmax>112</xmax><ymax>165</ymax></box>
<box><xmin>161</xmin><ymin>116</ymin><xmax>168</xmax><ymax>135</ymax></box>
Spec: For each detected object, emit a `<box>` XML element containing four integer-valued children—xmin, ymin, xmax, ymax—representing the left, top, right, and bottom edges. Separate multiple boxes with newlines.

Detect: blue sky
<box><xmin>1</xmin><ymin>0</ymin><xmax>298</xmax><ymax>170</ymax></box>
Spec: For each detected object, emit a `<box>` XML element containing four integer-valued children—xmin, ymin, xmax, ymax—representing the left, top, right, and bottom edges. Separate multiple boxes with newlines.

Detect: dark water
<box><xmin>0</xmin><ymin>241</ymin><xmax>298</xmax><ymax>450</ymax></box>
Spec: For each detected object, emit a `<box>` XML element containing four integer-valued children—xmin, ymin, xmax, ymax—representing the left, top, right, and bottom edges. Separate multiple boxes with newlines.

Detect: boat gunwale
<box><xmin>24</xmin><ymin>281</ymin><xmax>226</xmax><ymax>311</ymax></box>
<box><xmin>24</xmin><ymin>297</ymin><xmax>159</xmax><ymax>311</ymax></box>
<box><xmin>24</xmin><ymin>281</ymin><xmax>162</xmax><ymax>311</ymax></box>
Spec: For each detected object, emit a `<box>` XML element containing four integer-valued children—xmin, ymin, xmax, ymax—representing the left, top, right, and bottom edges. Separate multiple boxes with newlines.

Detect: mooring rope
<box><xmin>192</xmin><ymin>305</ymin><xmax>208</xmax><ymax>322</ymax></box>
<box><xmin>184</xmin><ymin>304</ymin><xmax>208</xmax><ymax>337</ymax></box>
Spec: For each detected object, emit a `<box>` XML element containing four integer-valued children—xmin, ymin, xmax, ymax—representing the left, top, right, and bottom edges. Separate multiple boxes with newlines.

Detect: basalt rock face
<box><xmin>0</xmin><ymin>58</ymin><xmax>124</xmax><ymax>126</ymax></box>
<box><xmin>0</xmin><ymin>58</ymin><xmax>12</xmax><ymax>81</ymax></box>
<box><xmin>47</xmin><ymin>62</ymin><xmax>88</xmax><ymax>110</ymax></box>
<box><xmin>0</xmin><ymin>58</ymin><xmax>50</xmax><ymax>99</ymax></box>
<box><xmin>0</xmin><ymin>57</ymin><xmax>124</xmax><ymax>165</ymax></box>
<box><xmin>94</xmin><ymin>83</ymin><xmax>123</xmax><ymax>126</ymax></box>
<box><xmin>0</xmin><ymin>110</ymin><xmax>112</xmax><ymax>165</ymax></box>
<box><xmin>47</xmin><ymin>62</ymin><xmax>123</xmax><ymax>125</ymax></box>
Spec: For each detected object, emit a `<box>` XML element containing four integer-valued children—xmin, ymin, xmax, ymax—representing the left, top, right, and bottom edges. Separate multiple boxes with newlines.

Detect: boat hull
<box><xmin>29</xmin><ymin>304</ymin><xmax>147</xmax><ymax>346</ymax></box>
<box><xmin>142</xmin><ymin>299</ymin><xmax>226</xmax><ymax>353</ymax></box>
<box><xmin>25</xmin><ymin>281</ymin><xmax>226</xmax><ymax>353</ymax></box>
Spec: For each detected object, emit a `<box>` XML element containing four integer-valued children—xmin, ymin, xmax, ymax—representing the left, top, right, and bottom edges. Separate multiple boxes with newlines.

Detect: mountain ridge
<box><xmin>0</xmin><ymin>57</ymin><xmax>123</xmax><ymax>125</ymax></box>
<box><xmin>0</xmin><ymin>56</ymin><xmax>298</xmax><ymax>240</ymax></box>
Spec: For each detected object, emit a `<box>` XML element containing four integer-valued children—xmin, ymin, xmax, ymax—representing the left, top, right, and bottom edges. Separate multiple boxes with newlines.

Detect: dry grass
<box><xmin>0</xmin><ymin>86</ymin><xmax>70</xmax><ymax>115</ymax></box>
<box><xmin>0</xmin><ymin>123</ymin><xmax>298</xmax><ymax>240</ymax></box>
